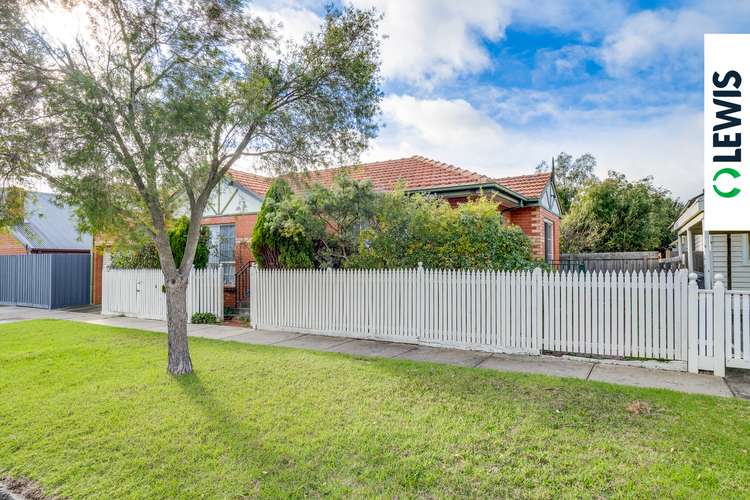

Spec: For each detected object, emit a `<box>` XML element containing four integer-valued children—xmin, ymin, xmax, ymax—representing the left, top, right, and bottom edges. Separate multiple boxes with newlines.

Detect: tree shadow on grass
<box><xmin>172</xmin><ymin>372</ymin><xmax>283</xmax><ymax>494</ymax></box>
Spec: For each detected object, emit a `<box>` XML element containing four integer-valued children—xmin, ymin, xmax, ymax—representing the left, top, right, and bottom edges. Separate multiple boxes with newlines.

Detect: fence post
<box><xmin>532</xmin><ymin>267</ymin><xmax>543</xmax><ymax>354</ymax></box>
<box><xmin>687</xmin><ymin>272</ymin><xmax>699</xmax><ymax>373</ymax></box>
<box><xmin>417</xmin><ymin>262</ymin><xmax>424</xmax><ymax>341</ymax></box>
<box><xmin>249</xmin><ymin>263</ymin><xmax>258</xmax><ymax>328</ymax></box>
<box><xmin>713</xmin><ymin>273</ymin><xmax>726</xmax><ymax>377</ymax></box>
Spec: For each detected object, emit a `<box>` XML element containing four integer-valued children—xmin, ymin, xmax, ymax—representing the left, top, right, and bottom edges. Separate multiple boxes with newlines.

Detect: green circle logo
<box><xmin>713</xmin><ymin>167</ymin><xmax>742</xmax><ymax>198</ymax></box>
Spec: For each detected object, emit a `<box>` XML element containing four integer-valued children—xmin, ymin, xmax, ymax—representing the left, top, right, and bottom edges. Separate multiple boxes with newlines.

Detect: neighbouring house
<box><xmin>0</xmin><ymin>192</ymin><xmax>92</xmax><ymax>256</ymax></box>
<box><xmin>673</xmin><ymin>192</ymin><xmax>750</xmax><ymax>290</ymax></box>
<box><xmin>0</xmin><ymin>191</ymin><xmax>94</xmax><ymax>308</ymax></box>
<box><xmin>200</xmin><ymin>156</ymin><xmax>561</xmax><ymax>306</ymax></box>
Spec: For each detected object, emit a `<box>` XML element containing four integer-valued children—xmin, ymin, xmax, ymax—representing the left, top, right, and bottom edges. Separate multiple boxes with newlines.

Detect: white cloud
<box><xmin>249</xmin><ymin>5</ymin><xmax>323</xmax><ymax>44</ymax></box>
<box><xmin>600</xmin><ymin>8</ymin><xmax>715</xmax><ymax>78</ymax></box>
<box><xmin>366</xmin><ymin>94</ymin><xmax>702</xmax><ymax>199</ymax></box>
<box><xmin>346</xmin><ymin>0</ymin><xmax>512</xmax><ymax>86</ymax></box>
<box><xmin>344</xmin><ymin>0</ymin><xmax>629</xmax><ymax>86</ymax></box>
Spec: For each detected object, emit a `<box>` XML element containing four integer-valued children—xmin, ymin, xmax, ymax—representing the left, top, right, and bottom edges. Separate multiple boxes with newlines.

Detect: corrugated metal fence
<box><xmin>0</xmin><ymin>254</ymin><xmax>91</xmax><ymax>309</ymax></box>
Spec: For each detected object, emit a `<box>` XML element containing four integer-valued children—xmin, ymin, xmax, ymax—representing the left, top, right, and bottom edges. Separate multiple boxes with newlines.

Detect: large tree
<box><xmin>0</xmin><ymin>0</ymin><xmax>382</xmax><ymax>374</ymax></box>
<box><xmin>561</xmin><ymin>171</ymin><xmax>683</xmax><ymax>253</ymax></box>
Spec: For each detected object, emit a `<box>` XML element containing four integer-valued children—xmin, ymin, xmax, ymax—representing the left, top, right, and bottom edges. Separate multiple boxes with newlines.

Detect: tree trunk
<box><xmin>165</xmin><ymin>276</ymin><xmax>193</xmax><ymax>375</ymax></box>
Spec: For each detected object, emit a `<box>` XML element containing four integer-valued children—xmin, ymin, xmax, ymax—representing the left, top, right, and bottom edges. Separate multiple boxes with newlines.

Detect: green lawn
<box><xmin>1</xmin><ymin>320</ymin><xmax>749</xmax><ymax>498</ymax></box>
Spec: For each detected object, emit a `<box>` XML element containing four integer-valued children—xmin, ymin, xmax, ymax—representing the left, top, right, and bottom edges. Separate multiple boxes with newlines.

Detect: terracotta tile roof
<box><xmin>227</xmin><ymin>169</ymin><xmax>274</xmax><ymax>198</ymax></box>
<box><xmin>228</xmin><ymin>156</ymin><xmax>550</xmax><ymax>201</ymax></box>
<box><xmin>494</xmin><ymin>172</ymin><xmax>552</xmax><ymax>199</ymax></box>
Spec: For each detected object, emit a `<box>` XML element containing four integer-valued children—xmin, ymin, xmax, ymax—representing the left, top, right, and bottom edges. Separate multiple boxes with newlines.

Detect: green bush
<box><xmin>191</xmin><ymin>312</ymin><xmax>218</xmax><ymax>324</ymax></box>
<box><xmin>251</xmin><ymin>178</ymin><xmax>315</xmax><ymax>269</ymax></box>
<box><xmin>170</xmin><ymin>216</ymin><xmax>210</xmax><ymax>269</ymax></box>
<box><xmin>110</xmin><ymin>216</ymin><xmax>211</xmax><ymax>269</ymax></box>
<box><xmin>349</xmin><ymin>193</ymin><xmax>539</xmax><ymax>271</ymax></box>
<box><xmin>249</xmin><ymin>174</ymin><xmax>540</xmax><ymax>272</ymax></box>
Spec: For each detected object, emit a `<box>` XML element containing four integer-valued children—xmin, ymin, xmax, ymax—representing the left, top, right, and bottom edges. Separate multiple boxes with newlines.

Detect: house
<box><xmin>673</xmin><ymin>192</ymin><xmax>750</xmax><ymax>290</ymax></box>
<box><xmin>0</xmin><ymin>192</ymin><xmax>92</xmax><ymax>256</ymax></box>
<box><xmin>200</xmin><ymin>156</ymin><xmax>561</xmax><ymax>306</ymax></box>
<box><xmin>0</xmin><ymin>191</ymin><xmax>94</xmax><ymax>308</ymax></box>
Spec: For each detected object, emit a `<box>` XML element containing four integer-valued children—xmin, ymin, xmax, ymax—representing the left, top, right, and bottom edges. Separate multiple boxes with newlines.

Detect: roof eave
<box><xmin>406</xmin><ymin>182</ymin><xmax>530</xmax><ymax>204</ymax></box>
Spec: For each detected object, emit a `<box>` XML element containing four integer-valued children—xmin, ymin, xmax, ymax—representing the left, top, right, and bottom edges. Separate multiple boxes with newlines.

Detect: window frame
<box><xmin>543</xmin><ymin>219</ymin><xmax>554</xmax><ymax>264</ymax></box>
<box><xmin>205</xmin><ymin>223</ymin><xmax>236</xmax><ymax>286</ymax></box>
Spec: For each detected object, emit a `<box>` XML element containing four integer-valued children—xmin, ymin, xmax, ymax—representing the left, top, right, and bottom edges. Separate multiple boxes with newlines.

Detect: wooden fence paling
<box><xmin>713</xmin><ymin>274</ymin><xmax>726</xmax><ymax>377</ymax></box>
<box><xmin>687</xmin><ymin>273</ymin><xmax>700</xmax><ymax>373</ymax></box>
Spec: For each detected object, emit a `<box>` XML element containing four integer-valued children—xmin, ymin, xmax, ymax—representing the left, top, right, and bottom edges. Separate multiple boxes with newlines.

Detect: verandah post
<box><xmin>713</xmin><ymin>273</ymin><xmax>726</xmax><ymax>377</ymax></box>
<box><xmin>687</xmin><ymin>272</ymin><xmax>699</xmax><ymax>373</ymax></box>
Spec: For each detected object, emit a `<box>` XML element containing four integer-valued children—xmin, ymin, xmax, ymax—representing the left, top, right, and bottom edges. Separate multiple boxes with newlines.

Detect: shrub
<box><xmin>251</xmin><ymin>178</ymin><xmax>315</xmax><ymax>269</ymax></box>
<box><xmin>110</xmin><ymin>216</ymin><xmax>210</xmax><ymax>269</ymax></box>
<box><xmin>170</xmin><ymin>216</ymin><xmax>210</xmax><ymax>269</ymax></box>
<box><xmin>349</xmin><ymin>193</ymin><xmax>539</xmax><ymax>271</ymax></box>
<box><xmin>191</xmin><ymin>312</ymin><xmax>218</xmax><ymax>324</ymax></box>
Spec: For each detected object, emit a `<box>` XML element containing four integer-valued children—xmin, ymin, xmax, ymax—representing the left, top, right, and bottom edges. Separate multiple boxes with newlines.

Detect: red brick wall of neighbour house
<box><xmin>0</xmin><ymin>229</ymin><xmax>27</xmax><ymax>255</ymax></box>
<box><xmin>92</xmin><ymin>250</ymin><xmax>104</xmax><ymax>305</ymax></box>
<box><xmin>201</xmin><ymin>213</ymin><xmax>259</xmax><ymax>306</ymax></box>
<box><xmin>508</xmin><ymin>206</ymin><xmax>560</xmax><ymax>262</ymax></box>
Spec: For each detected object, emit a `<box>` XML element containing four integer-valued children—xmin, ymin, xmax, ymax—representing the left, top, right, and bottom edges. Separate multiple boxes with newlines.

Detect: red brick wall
<box><xmin>508</xmin><ymin>206</ymin><xmax>560</xmax><ymax>261</ymax></box>
<box><xmin>202</xmin><ymin>213</ymin><xmax>259</xmax><ymax>269</ymax></box>
<box><xmin>92</xmin><ymin>251</ymin><xmax>104</xmax><ymax>305</ymax></box>
<box><xmin>202</xmin><ymin>213</ymin><xmax>259</xmax><ymax>307</ymax></box>
<box><xmin>0</xmin><ymin>230</ymin><xmax>27</xmax><ymax>255</ymax></box>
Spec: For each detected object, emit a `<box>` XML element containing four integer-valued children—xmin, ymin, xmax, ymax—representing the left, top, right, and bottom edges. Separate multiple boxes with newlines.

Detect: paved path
<box><xmin>0</xmin><ymin>305</ymin><xmax>740</xmax><ymax>398</ymax></box>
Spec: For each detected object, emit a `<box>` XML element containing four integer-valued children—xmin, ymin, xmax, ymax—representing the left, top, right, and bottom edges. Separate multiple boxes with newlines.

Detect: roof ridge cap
<box><xmin>496</xmin><ymin>171</ymin><xmax>551</xmax><ymax>181</ymax></box>
<box><xmin>412</xmin><ymin>155</ymin><xmax>492</xmax><ymax>183</ymax></box>
<box><xmin>228</xmin><ymin>168</ymin><xmax>273</xmax><ymax>179</ymax></box>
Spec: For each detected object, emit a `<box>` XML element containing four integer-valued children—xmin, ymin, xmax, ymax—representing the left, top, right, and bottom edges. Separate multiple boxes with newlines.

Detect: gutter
<box><xmin>406</xmin><ymin>182</ymin><xmax>532</xmax><ymax>206</ymax></box>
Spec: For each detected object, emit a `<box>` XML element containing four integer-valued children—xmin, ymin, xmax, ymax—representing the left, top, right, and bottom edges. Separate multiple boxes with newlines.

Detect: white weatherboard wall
<box><xmin>103</xmin><ymin>267</ymin><xmax>224</xmax><ymax>322</ymax></box>
<box><xmin>250</xmin><ymin>268</ymin><xmax>698</xmax><ymax>365</ymax></box>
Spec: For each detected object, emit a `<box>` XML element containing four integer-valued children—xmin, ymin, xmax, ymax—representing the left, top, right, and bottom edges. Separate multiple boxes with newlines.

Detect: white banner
<box><xmin>704</xmin><ymin>34</ymin><xmax>750</xmax><ymax>231</ymax></box>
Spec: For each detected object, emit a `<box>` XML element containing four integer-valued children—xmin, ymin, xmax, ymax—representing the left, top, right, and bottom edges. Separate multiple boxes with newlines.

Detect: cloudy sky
<box><xmin>251</xmin><ymin>0</ymin><xmax>750</xmax><ymax>200</ymax></box>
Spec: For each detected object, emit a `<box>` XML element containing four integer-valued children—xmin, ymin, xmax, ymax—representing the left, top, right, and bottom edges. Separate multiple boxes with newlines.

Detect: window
<box><xmin>543</xmin><ymin>220</ymin><xmax>554</xmax><ymax>263</ymax></box>
<box><xmin>206</xmin><ymin>223</ymin><xmax>236</xmax><ymax>285</ymax></box>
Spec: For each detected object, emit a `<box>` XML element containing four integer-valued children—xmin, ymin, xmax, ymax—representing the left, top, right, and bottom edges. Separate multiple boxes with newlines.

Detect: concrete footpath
<box><xmin>0</xmin><ymin>305</ymin><xmax>745</xmax><ymax>399</ymax></box>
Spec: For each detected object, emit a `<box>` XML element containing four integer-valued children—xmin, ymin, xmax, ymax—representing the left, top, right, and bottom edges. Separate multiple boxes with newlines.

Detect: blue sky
<box><xmin>253</xmin><ymin>0</ymin><xmax>750</xmax><ymax>199</ymax></box>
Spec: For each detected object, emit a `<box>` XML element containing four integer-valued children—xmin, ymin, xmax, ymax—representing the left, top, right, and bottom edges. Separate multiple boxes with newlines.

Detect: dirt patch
<box><xmin>1</xmin><ymin>477</ymin><xmax>59</xmax><ymax>500</ymax></box>
<box><xmin>626</xmin><ymin>400</ymin><xmax>652</xmax><ymax>416</ymax></box>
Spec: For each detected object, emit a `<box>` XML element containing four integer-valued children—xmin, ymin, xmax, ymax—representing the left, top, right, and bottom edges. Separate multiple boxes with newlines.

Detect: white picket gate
<box><xmin>102</xmin><ymin>267</ymin><xmax>224</xmax><ymax>322</ymax></box>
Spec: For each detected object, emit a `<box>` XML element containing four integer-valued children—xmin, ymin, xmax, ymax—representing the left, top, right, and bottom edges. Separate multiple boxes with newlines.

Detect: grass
<box><xmin>1</xmin><ymin>320</ymin><xmax>750</xmax><ymax>498</ymax></box>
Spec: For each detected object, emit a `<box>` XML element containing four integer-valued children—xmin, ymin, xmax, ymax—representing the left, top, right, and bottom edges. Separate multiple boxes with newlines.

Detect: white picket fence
<box><xmin>542</xmin><ymin>269</ymin><xmax>689</xmax><ymax>361</ymax></box>
<box><xmin>250</xmin><ymin>267</ymin><xmax>734</xmax><ymax>370</ymax></box>
<box><xmin>692</xmin><ymin>284</ymin><xmax>750</xmax><ymax>375</ymax></box>
<box><xmin>102</xmin><ymin>267</ymin><xmax>224</xmax><ymax>322</ymax></box>
<box><xmin>725</xmin><ymin>290</ymin><xmax>750</xmax><ymax>370</ymax></box>
<box><xmin>252</xmin><ymin>267</ymin><xmax>544</xmax><ymax>353</ymax></box>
